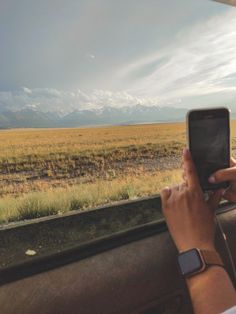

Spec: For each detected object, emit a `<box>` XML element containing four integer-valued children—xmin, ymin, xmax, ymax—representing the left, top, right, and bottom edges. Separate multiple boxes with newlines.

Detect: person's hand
<box><xmin>209</xmin><ymin>157</ymin><xmax>236</xmax><ymax>202</ymax></box>
<box><xmin>160</xmin><ymin>148</ymin><xmax>223</xmax><ymax>253</ymax></box>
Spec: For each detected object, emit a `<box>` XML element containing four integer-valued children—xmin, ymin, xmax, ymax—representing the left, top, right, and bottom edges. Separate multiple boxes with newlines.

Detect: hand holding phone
<box><xmin>187</xmin><ymin>107</ymin><xmax>230</xmax><ymax>191</ymax></box>
<box><xmin>209</xmin><ymin>157</ymin><xmax>236</xmax><ymax>202</ymax></box>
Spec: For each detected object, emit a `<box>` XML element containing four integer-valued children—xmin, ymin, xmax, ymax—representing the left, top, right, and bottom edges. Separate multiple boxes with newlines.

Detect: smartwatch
<box><xmin>178</xmin><ymin>248</ymin><xmax>224</xmax><ymax>277</ymax></box>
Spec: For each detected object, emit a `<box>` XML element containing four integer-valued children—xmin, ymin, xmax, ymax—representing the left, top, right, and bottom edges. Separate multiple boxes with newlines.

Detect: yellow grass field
<box><xmin>0</xmin><ymin>121</ymin><xmax>235</xmax><ymax>224</ymax></box>
<box><xmin>0</xmin><ymin>123</ymin><xmax>186</xmax><ymax>161</ymax></box>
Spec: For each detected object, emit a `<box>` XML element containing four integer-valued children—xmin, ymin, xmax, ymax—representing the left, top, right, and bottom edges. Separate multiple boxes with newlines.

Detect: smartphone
<box><xmin>187</xmin><ymin>107</ymin><xmax>230</xmax><ymax>191</ymax></box>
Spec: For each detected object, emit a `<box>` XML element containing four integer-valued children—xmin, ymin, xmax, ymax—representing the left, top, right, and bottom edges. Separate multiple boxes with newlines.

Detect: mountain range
<box><xmin>0</xmin><ymin>105</ymin><xmax>235</xmax><ymax>128</ymax></box>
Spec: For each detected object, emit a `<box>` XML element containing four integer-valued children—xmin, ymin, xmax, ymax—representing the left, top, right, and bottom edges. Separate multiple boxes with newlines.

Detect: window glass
<box><xmin>0</xmin><ymin>0</ymin><xmax>236</xmax><ymax>226</ymax></box>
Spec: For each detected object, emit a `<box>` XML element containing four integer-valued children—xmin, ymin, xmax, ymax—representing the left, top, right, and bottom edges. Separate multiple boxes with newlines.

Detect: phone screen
<box><xmin>188</xmin><ymin>108</ymin><xmax>230</xmax><ymax>191</ymax></box>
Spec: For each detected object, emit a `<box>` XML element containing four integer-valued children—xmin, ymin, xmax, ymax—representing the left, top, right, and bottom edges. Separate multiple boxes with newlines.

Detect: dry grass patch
<box><xmin>0</xmin><ymin>169</ymin><xmax>182</xmax><ymax>224</ymax></box>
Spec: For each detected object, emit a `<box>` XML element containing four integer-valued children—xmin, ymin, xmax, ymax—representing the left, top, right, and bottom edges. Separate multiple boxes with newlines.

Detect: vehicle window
<box><xmin>0</xmin><ymin>0</ymin><xmax>236</xmax><ymax>228</ymax></box>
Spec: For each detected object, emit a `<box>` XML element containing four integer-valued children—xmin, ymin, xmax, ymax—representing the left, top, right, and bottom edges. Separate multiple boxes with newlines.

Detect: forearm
<box><xmin>187</xmin><ymin>266</ymin><xmax>236</xmax><ymax>314</ymax></box>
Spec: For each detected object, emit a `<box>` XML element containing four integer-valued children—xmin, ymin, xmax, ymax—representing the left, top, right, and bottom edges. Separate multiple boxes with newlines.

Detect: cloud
<box><xmin>86</xmin><ymin>53</ymin><xmax>95</xmax><ymax>60</ymax></box>
<box><xmin>118</xmin><ymin>8</ymin><xmax>236</xmax><ymax>105</ymax></box>
<box><xmin>22</xmin><ymin>87</ymin><xmax>32</xmax><ymax>94</ymax></box>
<box><xmin>1</xmin><ymin>7</ymin><xmax>236</xmax><ymax>113</ymax></box>
<box><xmin>0</xmin><ymin>87</ymin><xmax>164</xmax><ymax>114</ymax></box>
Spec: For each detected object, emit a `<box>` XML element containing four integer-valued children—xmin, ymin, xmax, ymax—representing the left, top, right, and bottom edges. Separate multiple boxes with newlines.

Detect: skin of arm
<box><xmin>161</xmin><ymin>148</ymin><xmax>236</xmax><ymax>314</ymax></box>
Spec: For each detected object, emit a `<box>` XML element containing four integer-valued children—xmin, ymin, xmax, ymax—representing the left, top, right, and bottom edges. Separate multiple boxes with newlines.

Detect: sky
<box><xmin>0</xmin><ymin>0</ymin><xmax>236</xmax><ymax>113</ymax></box>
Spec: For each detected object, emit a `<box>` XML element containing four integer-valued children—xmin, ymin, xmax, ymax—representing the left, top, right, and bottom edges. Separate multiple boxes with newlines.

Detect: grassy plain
<box><xmin>0</xmin><ymin>121</ymin><xmax>235</xmax><ymax>224</ymax></box>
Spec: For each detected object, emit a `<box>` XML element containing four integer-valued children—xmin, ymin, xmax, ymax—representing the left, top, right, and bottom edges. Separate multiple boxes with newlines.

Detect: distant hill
<box><xmin>0</xmin><ymin>105</ymin><xmax>235</xmax><ymax>129</ymax></box>
<box><xmin>60</xmin><ymin>105</ymin><xmax>188</xmax><ymax>127</ymax></box>
<box><xmin>0</xmin><ymin>109</ymin><xmax>61</xmax><ymax>128</ymax></box>
<box><xmin>0</xmin><ymin>105</ymin><xmax>188</xmax><ymax>128</ymax></box>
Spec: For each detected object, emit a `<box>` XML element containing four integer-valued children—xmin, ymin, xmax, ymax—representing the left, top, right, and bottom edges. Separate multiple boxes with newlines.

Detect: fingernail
<box><xmin>164</xmin><ymin>186</ymin><xmax>171</xmax><ymax>196</ymax></box>
<box><xmin>209</xmin><ymin>176</ymin><xmax>216</xmax><ymax>183</ymax></box>
<box><xmin>183</xmin><ymin>148</ymin><xmax>188</xmax><ymax>156</ymax></box>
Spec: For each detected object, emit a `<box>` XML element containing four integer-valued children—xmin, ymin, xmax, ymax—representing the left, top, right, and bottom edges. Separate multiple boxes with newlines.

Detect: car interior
<box><xmin>1</xmin><ymin>196</ymin><xmax>236</xmax><ymax>314</ymax></box>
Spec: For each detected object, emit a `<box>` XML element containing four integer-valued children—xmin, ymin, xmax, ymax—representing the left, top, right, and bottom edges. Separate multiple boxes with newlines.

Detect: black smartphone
<box><xmin>187</xmin><ymin>107</ymin><xmax>230</xmax><ymax>191</ymax></box>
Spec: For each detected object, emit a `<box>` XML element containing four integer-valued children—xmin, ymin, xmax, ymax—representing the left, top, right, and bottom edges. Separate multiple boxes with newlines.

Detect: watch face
<box><xmin>178</xmin><ymin>249</ymin><xmax>204</xmax><ymax>276</ymax></box>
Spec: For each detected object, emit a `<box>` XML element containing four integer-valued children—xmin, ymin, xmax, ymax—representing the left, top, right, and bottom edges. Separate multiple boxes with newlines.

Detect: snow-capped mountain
<box><xmin>0</xmin><ymin>105</ymin><xmax>235</xmax><ymax>129</ymax></box>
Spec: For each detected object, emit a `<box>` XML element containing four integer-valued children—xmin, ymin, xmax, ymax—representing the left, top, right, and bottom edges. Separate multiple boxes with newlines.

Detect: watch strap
<box><xmin>200</xmin><ymin>249</ymin><xmax>224</xmax><ymax>267</ymax></box>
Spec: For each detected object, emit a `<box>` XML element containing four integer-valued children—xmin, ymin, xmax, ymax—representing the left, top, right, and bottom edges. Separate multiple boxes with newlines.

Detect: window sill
<box><xmin>0</xmin><ymin>195</ymin><xmax>235</xmax><ymax>286</ymax></box>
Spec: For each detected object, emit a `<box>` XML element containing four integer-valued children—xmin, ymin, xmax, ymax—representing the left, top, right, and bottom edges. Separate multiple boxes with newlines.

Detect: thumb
<box><xmin>207</xmin><ymin>189</ymin><xmax>223</xmax><ymax>211</ymax></box>
<box><xmin>209</xmin><ymin>167</ymin><xmax>236</xmax><ymax>184</ymax></box>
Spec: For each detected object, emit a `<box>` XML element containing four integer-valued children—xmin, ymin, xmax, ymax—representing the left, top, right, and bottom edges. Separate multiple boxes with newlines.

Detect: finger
<box><xmin>207</xmin><ymin>189</ymin><xmax>223</xmax><ymax>211</ymax></box>
<box><xmin>167</xmin><ymin>185</ymin><xmax>180</xmax><ymax>193</ymax></box>
<box><xmin>222</xmin><ymin>189</ymin><xmax>236</xmax><ymax>203</ymax></box>
<box><xmin>180</xmin><ymin>182</ymin><xmax>187</xmax><ymax>191</ymax></box>
<box><xmin>160</xmin><ymin>187</ymin><xmax>171</xmax><ymax>207</ymax></box>
<box><xmin>183</xmin><ymin>148</ymin><xmax>200</xmax><ymax>189</ymax></box>
<box><xmin>209</xmin><ymin>167</ymin><xmax>236</xmax><ymax>184</ymax></box>
<box><xmin>231</xmin><ymin>157</ymin><xmax>236</xmax><ymax>167</ymax></box>
<box><xmin>182</xmin><ymin>171</ymin><xmax>187</xmax><ymax>182</ymax></box>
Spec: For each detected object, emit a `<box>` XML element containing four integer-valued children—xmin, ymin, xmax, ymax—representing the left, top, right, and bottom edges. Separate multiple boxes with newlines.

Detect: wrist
<box><xmin>187</xmin><ymin>264</ymin><xmax>225</xmax><ymax>285</ymax></box>
<box><xmin>178</xmin><ymin>248</ymin><xmax>223</xmax><ymax>278</ymax></box>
